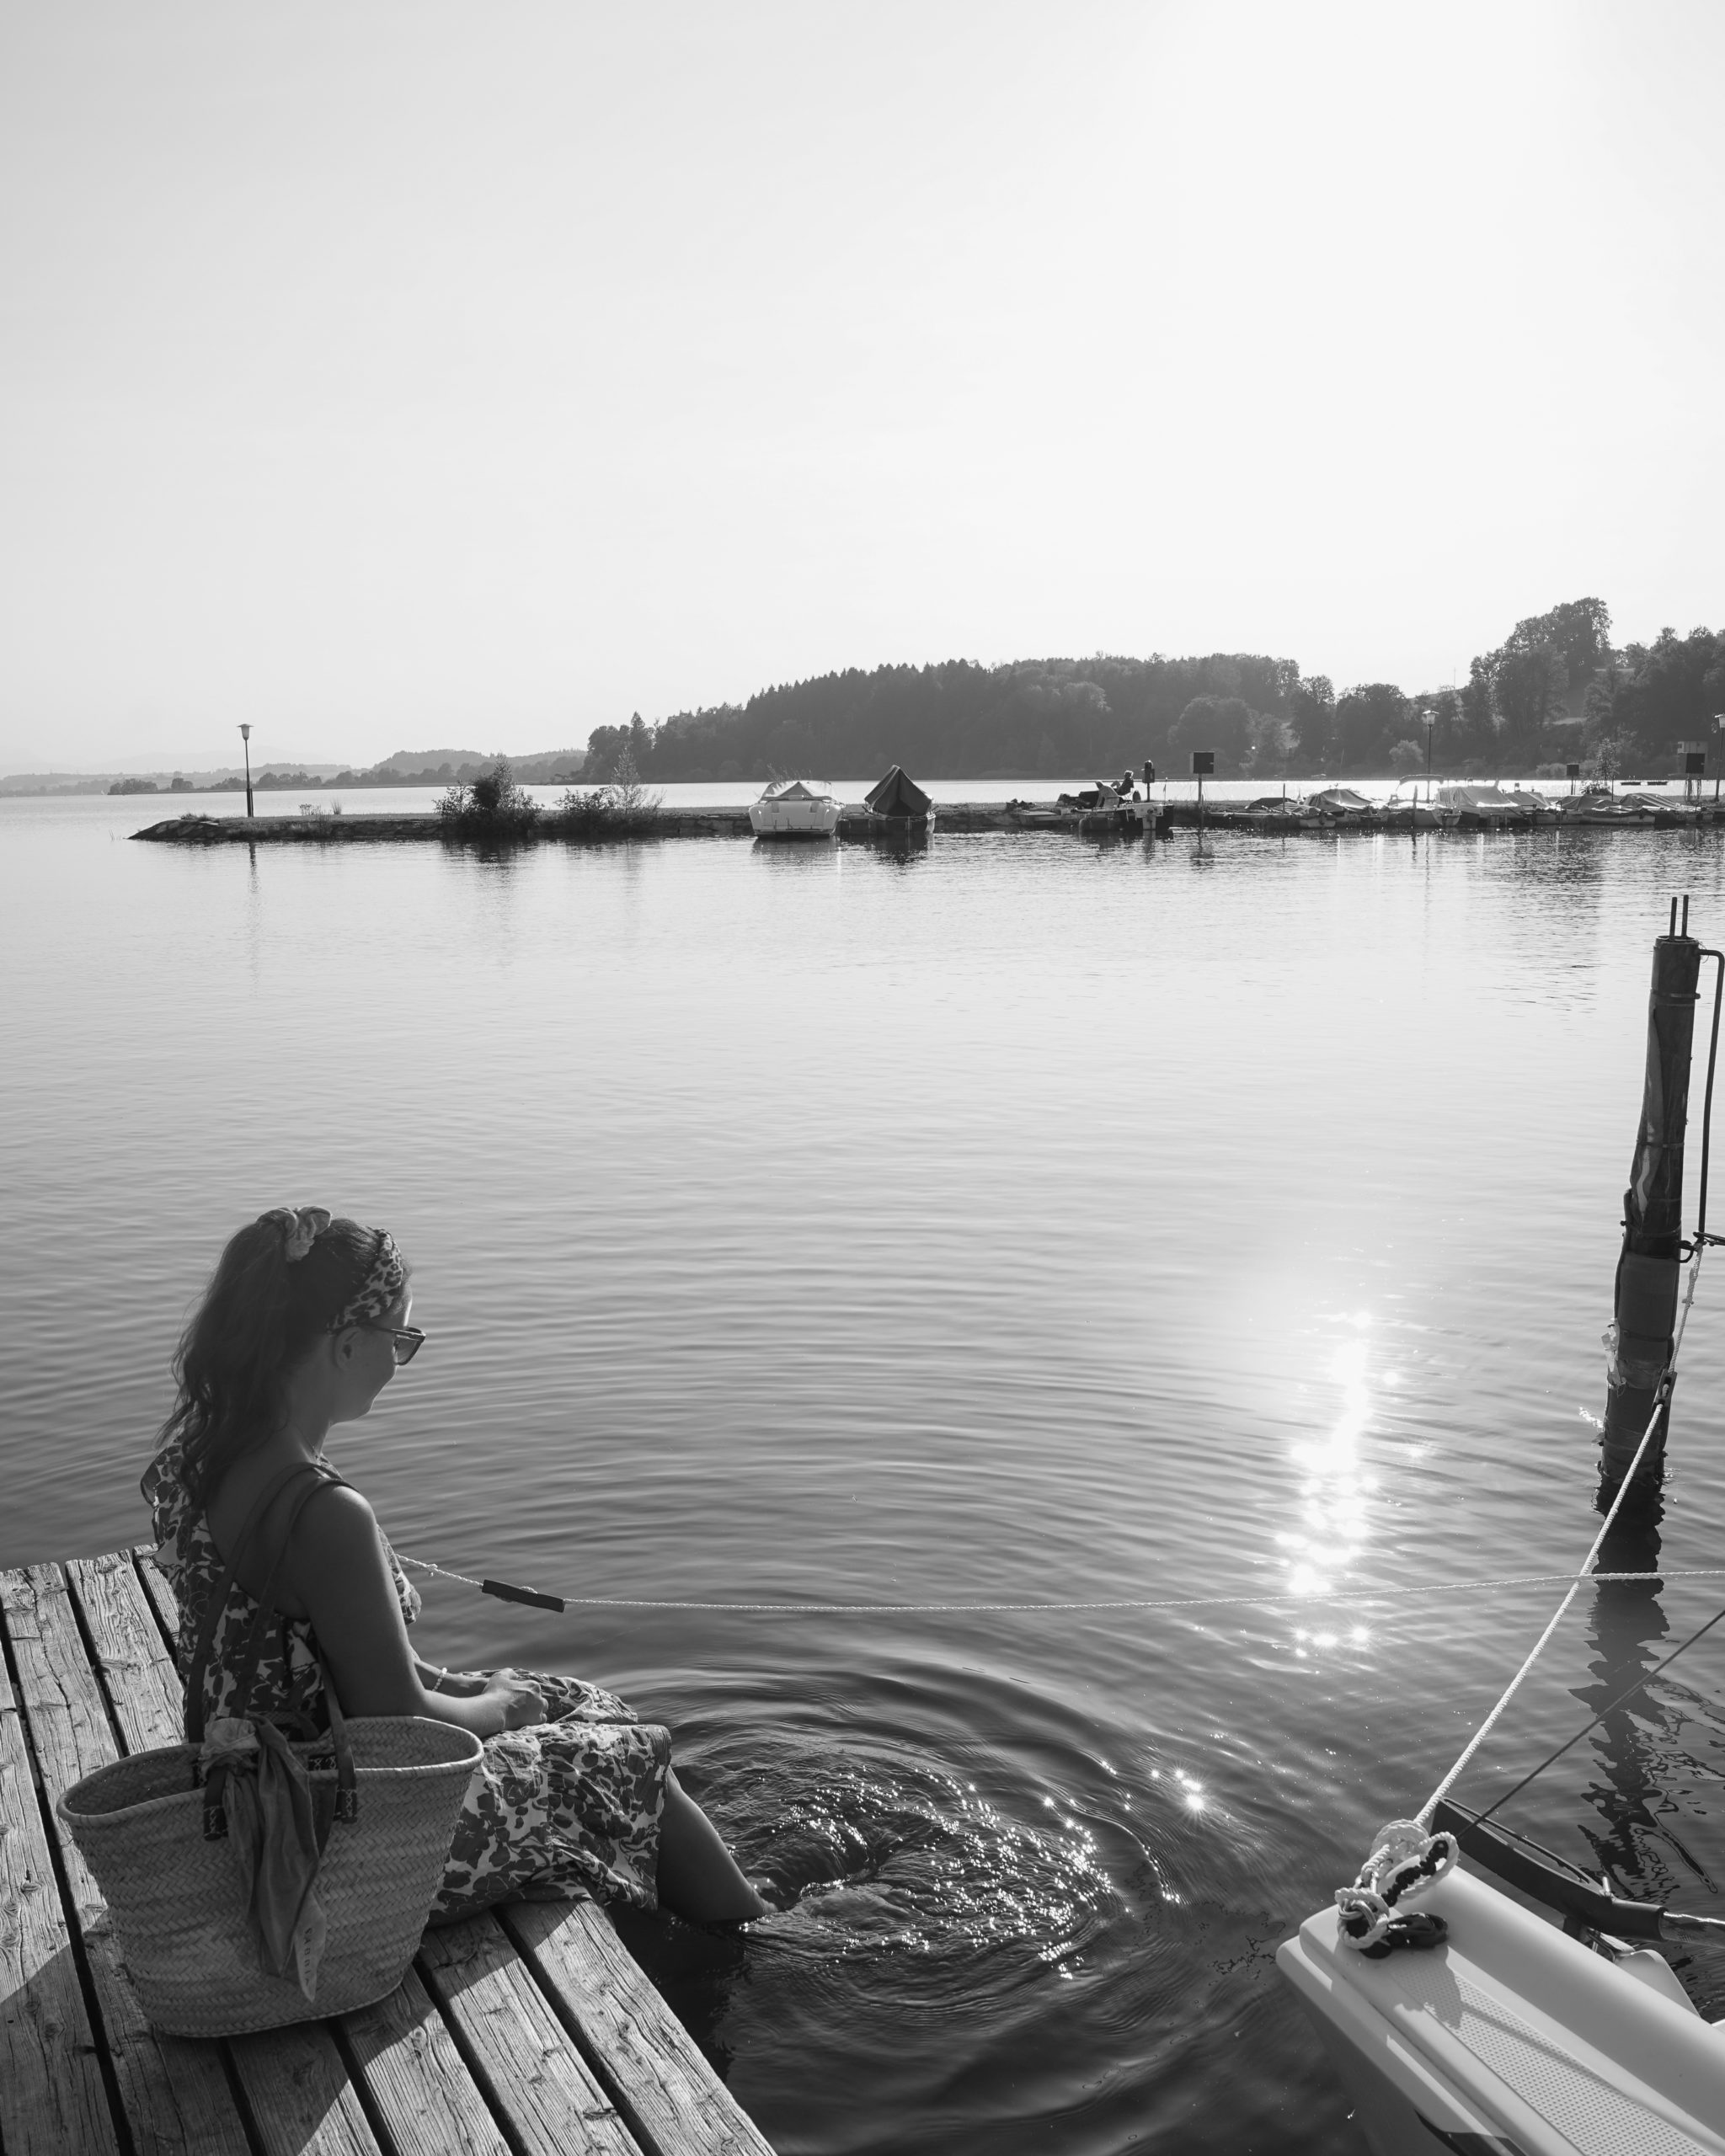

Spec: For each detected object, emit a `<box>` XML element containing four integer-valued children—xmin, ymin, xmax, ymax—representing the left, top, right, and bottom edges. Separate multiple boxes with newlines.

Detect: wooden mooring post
<box><xmin>1598</xmin><ymin>896</ymin><xmax>1701</xmax><ymax>1508</ymax></box>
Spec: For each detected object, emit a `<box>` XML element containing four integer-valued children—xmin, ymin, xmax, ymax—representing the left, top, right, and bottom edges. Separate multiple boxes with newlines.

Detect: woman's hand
<box><xmin>482</xmin><ymin>1669</ymin><xmax>546</xmax><ymax>1732</ymax></box>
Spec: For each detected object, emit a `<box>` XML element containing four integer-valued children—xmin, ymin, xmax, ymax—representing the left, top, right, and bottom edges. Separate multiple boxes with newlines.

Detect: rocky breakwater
<box><xmin>132</xmin><ymin>808</ymin><xmax>758</xmax><ymax>844</ymax></box>
<box><xmin>131</xmin><ymin>802</ymin><xmax>1150</xmax><ymax>846</ymax></box>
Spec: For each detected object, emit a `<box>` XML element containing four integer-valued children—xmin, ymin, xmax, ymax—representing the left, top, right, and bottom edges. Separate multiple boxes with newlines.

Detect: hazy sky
<box><xmin>3</xmin><ymin>2</ymin><xmax>1722</xmax><ymax>771</ymax></box>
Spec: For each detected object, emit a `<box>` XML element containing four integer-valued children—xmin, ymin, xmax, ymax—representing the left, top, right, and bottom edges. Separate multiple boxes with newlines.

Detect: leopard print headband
<box><xmin>332</xmin><ymin>1230</ymin><xmax>408</xmax><ymax>1327</ymax></box>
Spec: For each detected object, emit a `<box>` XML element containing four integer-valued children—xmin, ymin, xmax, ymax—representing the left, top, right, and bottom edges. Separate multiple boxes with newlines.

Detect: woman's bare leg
<box><xmin>655</xmin><ymin>1770</ymin><xmax>767</xmax><ymax>1923</ymax></box>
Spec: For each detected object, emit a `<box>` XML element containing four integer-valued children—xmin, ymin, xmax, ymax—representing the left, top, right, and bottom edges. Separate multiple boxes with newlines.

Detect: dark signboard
<box><xmin>1191</xmin><ymin>751</ymin><xmax>1215</xmax><ymax>776</ymax></box>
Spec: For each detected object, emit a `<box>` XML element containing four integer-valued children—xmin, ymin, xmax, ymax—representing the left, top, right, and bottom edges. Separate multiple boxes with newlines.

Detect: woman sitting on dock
<box><xmin>142</xmin><ymin>1205</ymin><xmax>766</xmax><ymax>1926</ymax></box>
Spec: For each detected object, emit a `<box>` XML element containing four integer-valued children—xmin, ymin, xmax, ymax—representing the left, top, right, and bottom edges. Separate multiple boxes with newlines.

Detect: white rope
<box><xmin>393</xmin><ymin>1555</ymin><xmax>1725</xmax><ymax>1617</ymax></box>
<box><xmin>398</xmin><ymin>1246</ymin><xmax>1714</xmax><ymax>1833</ymax></box>
<box><xmin>1414</xmin><ymin>1242</ymin><xmax>1707</xmax><ymax>1828</ymax></box>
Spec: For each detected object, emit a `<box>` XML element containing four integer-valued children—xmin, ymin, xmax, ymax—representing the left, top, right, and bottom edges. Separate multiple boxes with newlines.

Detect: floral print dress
<box><xmin>144</xmin><ymin>1442</ymin><xmax>670</xmax><ymax>1919</ymax></box>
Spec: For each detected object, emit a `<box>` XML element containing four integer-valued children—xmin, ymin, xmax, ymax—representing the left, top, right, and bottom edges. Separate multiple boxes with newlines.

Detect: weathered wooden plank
<box><xmin>503</xmin><ymin>1901</ymin><xmax>776</xmax><ymax>2156</ymax></box>
<box><xmin>67</xmin><ymin>1553</ymin><xmax>382</xmax><ymax>2156</ymax></box>
<box><xmin>7</xmin><ymin>1558</ymin><xmax>251</xmax><ymax>2156</ymax></box>
<box><xmin>227</xmin><ymin>2020</ymin><xmax>382</xmax><ymax>2156</ymax></box>
<box><xmin>337</xmin><ymin>1970</ymin><xmax>513</xmax><ymax>2156</ymax></box>
<box><xmin>417</xmin><ymin>1914</ymin><xmax>637</xmax><ymax>2156</ymax></box>
<box><xmin>135</xmin><ymin>1541</ymin><xmax>181</xmax><ymax>1646</ymax></box>
<box><xmin>0</xmin><ymin>1569</ymin><xmax>121</xmax><ymax>2156</ymax></box>
<box><xmin>69</xmin><ymin>1550</ymin><xmax>188</xmax><ymax>1763</ymax></box>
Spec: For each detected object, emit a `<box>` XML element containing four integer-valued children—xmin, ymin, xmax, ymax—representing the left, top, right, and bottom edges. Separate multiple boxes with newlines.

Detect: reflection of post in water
<box><xmin>1573</xmin><ymin>1518</ymin><xmax>1716</xmax><ymax>1910</ymax></box>
<box><xmin>243</xmin><ymin>841</ymin><xmax>264</xmax><ymax>988</ymax></box>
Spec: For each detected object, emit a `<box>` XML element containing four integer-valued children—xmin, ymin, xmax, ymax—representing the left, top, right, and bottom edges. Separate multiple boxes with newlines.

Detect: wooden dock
<box><xmin>0</xmin><ymin>1548</ymin><xmax>776</xmax><ymax>2156</ymax></box>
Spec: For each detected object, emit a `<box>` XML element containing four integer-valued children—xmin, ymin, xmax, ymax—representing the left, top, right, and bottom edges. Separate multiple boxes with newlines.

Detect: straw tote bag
<box><xmin>58</xmin><ymin>1461</ymin><xmax>482</xmax><ymax>2037</ymax></box>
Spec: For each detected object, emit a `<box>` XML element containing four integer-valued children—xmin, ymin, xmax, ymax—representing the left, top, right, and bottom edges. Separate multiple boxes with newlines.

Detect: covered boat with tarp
<box><xmin>1561</xmin><ymin>783</ymin><xmax>1662</xmax><ymax>825</ymax></box>
<box><xmin>749</xmin><ymin>776</ymin><xmax>841</xmax><ymax>838</ymax></box>
<box><xmin>1204</xmin><ymin>794</ymin><xmax>1304</xmax><ymax>829</ymax></box>
<box><xmin>863</xmin><ymin>766</ymin><xmax>937</xmax><ymax>827</ymax></box>
<box><xmin>1305</xmin><ymin>787</ymin><xmax>1376</xmax><ymax>824</ymax></box>
<box><xmin>1431</xmin><ymin>782</ymin><xmax>1543</xmax><ymax>828</ymax></box>
<box><xmin>1618</xmin><ymin>791</ymin><xmax>1699</xmax><ymax>825</ymax></box>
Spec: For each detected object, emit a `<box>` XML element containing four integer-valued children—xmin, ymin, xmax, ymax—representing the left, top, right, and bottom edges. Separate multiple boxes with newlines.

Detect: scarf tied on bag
<box><xmin>201</xmin><ymin>1716</ymin><xmax>332</xmax><ymax>2000</ymax></box>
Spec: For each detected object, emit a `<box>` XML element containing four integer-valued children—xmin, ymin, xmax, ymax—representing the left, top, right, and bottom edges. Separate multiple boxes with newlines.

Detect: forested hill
<box><xmin>583</xmin><ymin>602</ymin><xmax>1725</xmax><ymax>785</ymax></box>
<box><xmin>589</xmin><ymin>654</ymin><xmax>1301</xmax><ymax>784</ymax></box>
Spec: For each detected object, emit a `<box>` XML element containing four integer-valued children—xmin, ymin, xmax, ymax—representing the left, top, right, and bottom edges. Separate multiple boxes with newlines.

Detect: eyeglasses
<box><xmin>350</xmin><ymin>1322</ymin><xmax>427</xmax><ymax>1364</ymax></box>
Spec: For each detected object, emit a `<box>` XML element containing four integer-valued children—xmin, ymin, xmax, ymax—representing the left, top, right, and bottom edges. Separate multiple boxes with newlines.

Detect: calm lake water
<box><xmin>8</xmin><ymin>788</ymin><xmax>1725</xmax><ymax>2153</ymax></box>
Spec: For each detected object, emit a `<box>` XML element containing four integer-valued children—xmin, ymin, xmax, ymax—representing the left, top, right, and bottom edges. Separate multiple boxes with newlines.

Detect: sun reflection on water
<box><xmin>1276</xmin><ymin>1317</ymin><xmax>1381</xmax><ymax>1607</ymax></box>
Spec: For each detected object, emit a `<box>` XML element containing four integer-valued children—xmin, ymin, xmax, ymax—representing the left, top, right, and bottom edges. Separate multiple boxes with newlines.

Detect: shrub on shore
<box><xmin>554</xmin><ymin>748</ymin><xmax>663</xmax><ymax>835</ymax></box>
<box><xmin>438</xmin><ymin>757</ymin><xmax>541</xmax><ymax>835</ymax></box>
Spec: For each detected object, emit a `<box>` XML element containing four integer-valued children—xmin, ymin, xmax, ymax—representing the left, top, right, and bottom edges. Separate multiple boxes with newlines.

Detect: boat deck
<box><xmin>0</xmin><ymin>1546</ymin><xmax>776</xmax><ymax>2156</ymax></box>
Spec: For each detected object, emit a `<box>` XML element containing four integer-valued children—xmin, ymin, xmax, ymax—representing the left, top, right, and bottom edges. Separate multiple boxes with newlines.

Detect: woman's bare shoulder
<box><xmin>279</xmin><ymin>1481</ymin><xmax>393</xmax><ymax>1619</ymax></box>
<box><xmin>208</xmin><ymin>1464</ymin><xmax>383</xmax><ymax>1610</ymax></box>
<box><xmin>296</xmin><ymin>1480</ymin><xmax>382</xmax><ymax>1557</ymax></box>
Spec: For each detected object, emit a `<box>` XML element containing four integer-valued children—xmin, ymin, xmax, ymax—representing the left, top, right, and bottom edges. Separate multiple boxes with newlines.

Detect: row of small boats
<box><xmin>746</xmin><ymin>775</ymin><xmax>1722</xmax><ymax>841</ymax></box>
<box><xmin>1185</xmin><ymin>782</ymin><xmax>1721</xmax><ymax>832</ymax></box>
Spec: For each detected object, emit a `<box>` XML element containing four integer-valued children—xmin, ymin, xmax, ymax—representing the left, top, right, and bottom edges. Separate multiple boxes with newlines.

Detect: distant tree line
<box><xmin>147</xmin><ymin>748</ymin><xmax>588</xmax><ymax>795</ymax></box>
<box><xmin>582</xmin><ymin>600</ymin><xmax>1725</xmax><ymax>783</ymax></box>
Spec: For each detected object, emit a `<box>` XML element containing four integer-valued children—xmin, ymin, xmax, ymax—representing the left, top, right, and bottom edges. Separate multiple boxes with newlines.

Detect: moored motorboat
<box><xmin>1621</xmin><ymin>792</ymin><xmax>1702</xmax><ymax>826</ymax></box>
<box><xmin>1279</xmin><ymin>1812</ymin><xmax>1725</xmax><ymax>2155</ymax></box>
<box><xmin>1559</xmin><ymin>783</ymin><xmax>1662</xmax><ymax>825</ymax></box>
<box><xmin>749</xmin><ymin>777</ymin><xmax>841</xmax><ymax>838</ymax></box>
<box><xmin>1385</xmin><ymin>780</ymin><xmax>1460</xmax><ymax>830</ymax></box>
<box><xmin>1432</xmin><ymin>782</ymin><xmax>1541</xmax><ymax>829</ymax></box>
<box><xmin>1204</xmin><ymin>793</ymin><xmax>1303</xmax><ymax>830</ymax></box>
<box><xmin>860</xmin><ymin>765</ymin><xmax>937</xmax><ymax>832</ymax></box>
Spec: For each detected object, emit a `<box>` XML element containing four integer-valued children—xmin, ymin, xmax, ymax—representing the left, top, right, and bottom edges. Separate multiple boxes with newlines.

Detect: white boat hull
<box><xmin>1278</xmin><ymin>1866</ymin><xmax>1725</xmax><ymax>2154</ymax></box>
<box><xmin>749</xmin><ymin>799</ymin><xmax>840</xmax><ymax>838</ymax></box>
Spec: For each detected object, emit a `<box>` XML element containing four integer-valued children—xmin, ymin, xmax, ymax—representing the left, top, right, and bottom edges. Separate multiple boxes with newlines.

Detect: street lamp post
<box><xmin>1191</xmin><ymin>748</ymin><xmax>1213</xmax><ymax>834</ymax></box>
<box><xmin>238</xmin><ymin>723</ymin><xmax>254</xmax><ymax>819</ymax></box>
<box><xmin>1424</xmin><ymin>711</ymin><xmax>1435</xmax><ymax>802</ymax></box>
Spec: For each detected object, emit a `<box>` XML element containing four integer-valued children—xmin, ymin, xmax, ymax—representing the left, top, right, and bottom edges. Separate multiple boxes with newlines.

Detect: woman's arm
<box><xmin>413</xmin><ymin>1657</ymin><xmax>484</xmax><ymax>1699</ymax></box>
<box><xmin>287</xmin><ymin>1486</ymin><xmax>542</xmax><ymax>1737</ymax></box>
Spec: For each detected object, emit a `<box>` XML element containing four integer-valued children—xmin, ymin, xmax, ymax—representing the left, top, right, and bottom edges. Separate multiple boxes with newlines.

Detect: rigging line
<box><xmin>1450</xmin><ymin>1593</ymin><xmax>1725</xmax><ymax>1849</ymax></box>
<box><xmin>1415</xmin><ymin>1241</ymin><xmax>1707</xmax><ymax>1829</ymax></box>
<box><xmin>392</xmin><ymin>1554</ymin><xmax>1725</xmax><ymax>1617</ymax></box>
